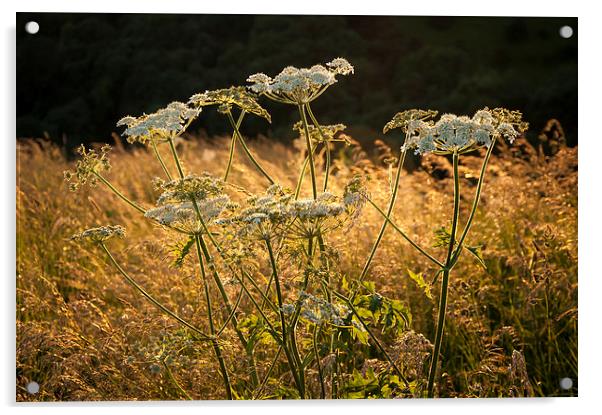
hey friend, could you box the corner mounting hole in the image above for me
[559,25,573,39]
[26,381,40,394]
[559,377,573,390]
[25,21,39,35]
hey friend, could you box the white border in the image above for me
[3,1,600,414]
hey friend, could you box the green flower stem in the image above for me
[195,228,259,387]
[161,359,193,400]
[223,110,246,181]
[366,197,445,268]
[167,136,185,178]
[150,139,173,180]
[265,237,305,397]
[242,268,279,313]
[449,138,496,268]
[190,196,259,388]
[216,285,245,337]
[225,110,274,185]
[294,154,311,199]
[355,148,408,293]
[298,104,318,199]
[239,270,279,334]
[313,324,327,399]
[304,103,330,192]
[333,291,409,388]
[252,345,283,400]
[194,235,233,400]
[427,151,461,398]
[94,173,146,215]
[99,243,211,341]
[287,236,314,395]
[315,234,340,398]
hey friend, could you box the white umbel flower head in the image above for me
[387,107,527,155]
[71,225,126,244]
[117,101,200,144]
[246,58,354,105]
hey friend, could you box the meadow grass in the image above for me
[16,130,577,400]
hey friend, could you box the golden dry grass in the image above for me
[16,133,577,400]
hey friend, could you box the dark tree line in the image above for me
[17,14,577,149]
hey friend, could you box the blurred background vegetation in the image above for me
[17,14,577,150]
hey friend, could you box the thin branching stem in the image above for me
[99,243,211,341]
[167,136,185,178]
[298,104,318,199]
[304,103,330,192]
[427,151,461,398]
[224,110,246,181]
[449,138,496,268]
[94,173,146,215]
[313,324,327,399]
[265,237,305,397]
[366,197,445,268]
[354,147,408,295]
[150,139,173,180]
[194,235,233,400]
[333,291,410,387]
[161,359,193,400]
[226,110,274,185]
[252,345,283,400]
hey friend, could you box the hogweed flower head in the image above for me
[293,122,349,145]
[233,177,367,240]
[145,196,232,233]
[154,173,224,205]
[116,101,200,144]
[284,291,351,326]
[246,58,354,105]
[189,86,271,122]
[71,225,126,244]
[63,144,112,191]
[385,108,528,155]
[383,109,439,136]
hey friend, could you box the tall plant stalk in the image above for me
[354,146,408,295]
[194,235,233,400]
[264,237,305,397]
[298,104,318,199]
[223,110,245,181]
[150,140,173,180]
[427,152,460,398]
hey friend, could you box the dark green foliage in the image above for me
[17,14,577,150]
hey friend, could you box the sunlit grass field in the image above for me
[16,133,577,400]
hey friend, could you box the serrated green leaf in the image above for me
[408,269,433,299]
[466,245,487,269]
[170,235,195,268]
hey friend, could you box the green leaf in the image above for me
[408,269,433,300]
[433,226,452,248]
[466,245,487,269]
[169,235,195,268]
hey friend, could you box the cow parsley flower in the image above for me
[189,86,271,122]
[117,101,200,144]
[286,291,351,326]
[63,144,112,191]
[326,57,355,75]
[293,122,349,145]
[386,108,527,155]
[145,195,231,233]
[154,173,224,205]
[71,225,126,243]
[246,58,354,105]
